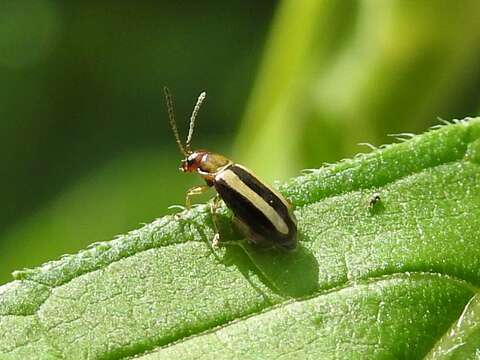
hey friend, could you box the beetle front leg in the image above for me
[185,185,210,209]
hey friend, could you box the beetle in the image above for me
[367,192,381,208]
[163,87,297,250]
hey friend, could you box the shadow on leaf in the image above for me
[221,241,319,298]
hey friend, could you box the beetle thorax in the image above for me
[181,151,231,174]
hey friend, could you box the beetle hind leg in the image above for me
[209,201,249,249]
[233,217,266,247]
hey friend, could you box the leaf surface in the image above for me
[1,119,480,359]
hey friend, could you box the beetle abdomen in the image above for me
[214,164,297,250]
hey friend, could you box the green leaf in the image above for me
[1,118,480,359]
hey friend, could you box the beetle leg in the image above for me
[233,217,265,246]
[210,195,222,248]
[185,185,210,209]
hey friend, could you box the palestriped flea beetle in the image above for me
[163,87,297,250]
[367,192,381,208]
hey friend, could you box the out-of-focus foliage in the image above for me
[236,0,480,180]
[2,0,480,283]
[0,0,275,283]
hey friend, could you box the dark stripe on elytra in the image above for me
[214,177,291,242]
[228,165,293,227]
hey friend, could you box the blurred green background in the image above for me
[1,0,480,284]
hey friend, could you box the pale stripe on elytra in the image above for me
[216,168,290,235]
[234,164,292,210]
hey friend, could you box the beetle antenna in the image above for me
[163,87,187,156]
[186,91,206,152]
